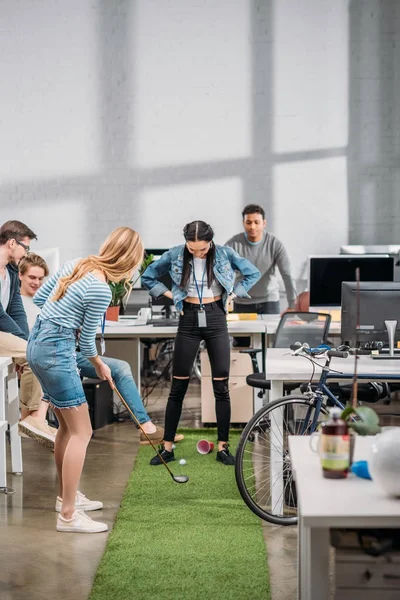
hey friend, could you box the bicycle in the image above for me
[234,343,350,526]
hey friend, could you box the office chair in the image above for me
[241,311,331,396]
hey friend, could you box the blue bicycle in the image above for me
[235,343,350,526]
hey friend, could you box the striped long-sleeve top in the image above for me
[33,260,111,357]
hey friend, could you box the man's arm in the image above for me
[0,267,29,340]
[274,240,296,308]
[0,301,28,339]
[5,285,29,339]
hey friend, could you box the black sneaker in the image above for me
[216,443,235,466]
[150,445,175,466]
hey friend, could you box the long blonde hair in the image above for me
[53,227,144,301]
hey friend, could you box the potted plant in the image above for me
[341,405,381,436]
[106,280,128,321]
[106,253,155,321]
[340,405,381,466]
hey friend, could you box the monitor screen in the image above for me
[309,255,394,307]
[341,281,400,345]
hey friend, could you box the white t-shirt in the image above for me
[21,295,40,330]
[0,268,11,310]
[186,258,223,299]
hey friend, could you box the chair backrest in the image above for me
[274,312,331,348]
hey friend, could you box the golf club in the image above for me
[111,383,189,484]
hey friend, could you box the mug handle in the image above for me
[309,431,320,453]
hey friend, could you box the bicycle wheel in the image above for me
[235,395,329,526]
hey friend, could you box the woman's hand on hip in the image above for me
[227,293,236,313]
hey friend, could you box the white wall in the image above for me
[0,0,399,290]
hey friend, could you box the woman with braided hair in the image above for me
[142,220,260,466]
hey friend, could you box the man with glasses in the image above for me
[0,220,56,448]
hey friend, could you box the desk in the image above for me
[289,436,400,600]
[0,357,22,493]
[102,319,267,412]
[265,348,400,404]
[264,349,400,516]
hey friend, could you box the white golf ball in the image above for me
[179,459,186,465]
[172,444,176,450]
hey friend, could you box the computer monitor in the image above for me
[340,245,400,282]
[308,255,394,309]
[341,281,400,357]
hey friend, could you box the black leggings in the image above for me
[164,300,231,442]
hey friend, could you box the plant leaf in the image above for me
[345,405,381,436]
[350,422,381,436]
[341,406,356,420]
[354,406,380,427]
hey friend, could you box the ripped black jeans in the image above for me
[164,299,231,442]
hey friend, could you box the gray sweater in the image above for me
[224,232,296,307]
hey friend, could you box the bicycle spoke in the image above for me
[236,396,328,524]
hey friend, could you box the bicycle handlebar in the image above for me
[327,350,348,359]
[289,343,348,359]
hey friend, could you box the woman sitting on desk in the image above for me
[142,220,260,466]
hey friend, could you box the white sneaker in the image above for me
[57,510,108,533]
[55,490,103,512]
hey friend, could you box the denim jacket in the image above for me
[141,244,261,313]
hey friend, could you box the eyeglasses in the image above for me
[16,240,30,253]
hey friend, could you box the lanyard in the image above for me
[100,313,106,355]
[193,261,207,308]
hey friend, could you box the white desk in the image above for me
[265,348,400,404]
[0,357,22,493]
[102,315,341,389]
[289,436,400,600]
[264,349,400,516]
[101,319,267,414]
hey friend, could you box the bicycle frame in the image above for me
[300,357,346,435]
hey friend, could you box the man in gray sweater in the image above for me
[225,204,296,315]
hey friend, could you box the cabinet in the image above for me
[201,350,253,424]
[335,549,400,599]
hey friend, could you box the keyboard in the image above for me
[371,355,400,360]
[149,318,179,327]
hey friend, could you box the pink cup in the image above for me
[196,439,215,454]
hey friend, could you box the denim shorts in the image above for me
[27,317,87,410]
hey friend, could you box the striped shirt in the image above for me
[33,260,111,358]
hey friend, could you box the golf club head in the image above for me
[173,475,189,484]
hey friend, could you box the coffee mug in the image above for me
[309,431,321,454]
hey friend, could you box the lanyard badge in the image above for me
[100,313,106,355]
[193,262,207,328]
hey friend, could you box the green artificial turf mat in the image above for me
[89,429,270,600]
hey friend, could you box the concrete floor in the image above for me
[0,382,298,600]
